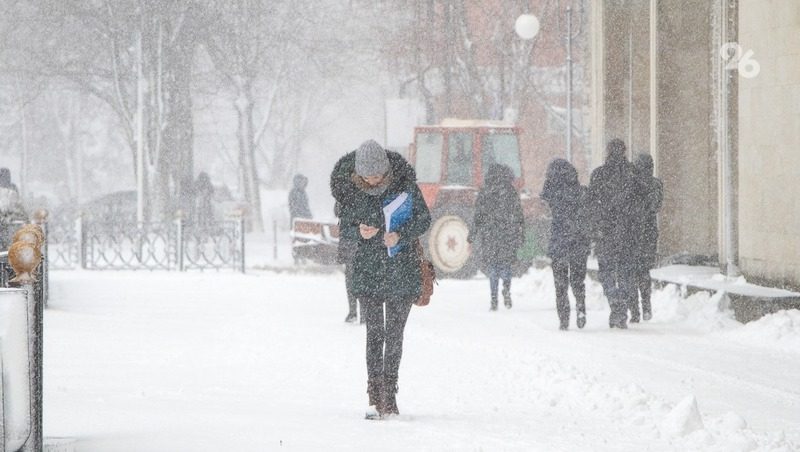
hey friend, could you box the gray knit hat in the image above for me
[355,140,389,177]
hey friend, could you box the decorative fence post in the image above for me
[240,213,246,274]
[33,209,49,308]
[273,219,278,261]
[175,212,185,272]
[19,279,43,452]
[78,213,86,270]
[5,226,45,452]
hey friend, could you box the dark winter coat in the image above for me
[288,174,313,223]
[330,150,431,300]
[540,159,591,260]
[470,164,525,267]
[588,140,639,261]
[194,172,215,226]
[0,168,25,249]
[632,154,663,267]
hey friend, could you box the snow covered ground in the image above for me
[43,268,800,451]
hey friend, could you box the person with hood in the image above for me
[194,172,215,228]
[334,199,362,324]
[469,164,525,311]
[540,159,591,330]
[588,139,638,329]
[288,174,313,226]
[329,139,431,420]
[631,153,663,321]
[0,168,26,249]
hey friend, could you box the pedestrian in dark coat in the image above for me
[194,172,215,228]
[631,153,663,321]
[469,164,525,311]
[588,138,639,329]
[0,168,26,250]
[334,200,362,324]
[288,174,313,225]
[330,139,431,419]
[541,159,591,330]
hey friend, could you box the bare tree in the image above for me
[12,0,202,220]
[204,0,352,231]
[374,0,578,125]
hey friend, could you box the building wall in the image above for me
[593,0,719,259]
[737,0,800,288]
[654,0,719,259]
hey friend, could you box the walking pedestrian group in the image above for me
[327,137,661,418]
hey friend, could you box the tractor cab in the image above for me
[408,119,534,278]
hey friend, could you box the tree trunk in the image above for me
[162,21,195,220]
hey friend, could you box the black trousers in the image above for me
[597,254,636,323]
[634,265,653,316]
[551,255,588,323]
[362,297,414,382]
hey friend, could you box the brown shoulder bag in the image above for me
[414,239,436,306]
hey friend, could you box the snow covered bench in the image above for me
[650,265,800,322]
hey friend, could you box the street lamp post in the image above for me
[136,29,145,225]
[517,4,582,164]
[565,4,574,163]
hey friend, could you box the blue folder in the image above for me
[382,192,412,257]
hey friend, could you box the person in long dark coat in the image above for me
[632,153,663,321]
[541,159,591,330]
[288,174,313,225]
[588,139,638,329]
[334,200,362,324]
[194,172,215,228]
[0,168,26,250]
[469,164,525,311]
[330,139,431,419]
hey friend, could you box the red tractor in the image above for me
[409,119,548,278]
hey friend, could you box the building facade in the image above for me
[590,0,800,288]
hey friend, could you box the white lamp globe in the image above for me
[515,14,540,40]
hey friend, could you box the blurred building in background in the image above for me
[590,0,800,289]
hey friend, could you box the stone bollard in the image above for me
[0,288,32,451]
[7,227,43,452]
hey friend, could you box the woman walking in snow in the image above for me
[330,139,431,419]
[541,159,591,330]
[469,164,525,310]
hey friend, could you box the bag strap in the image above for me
[414,238,424,259]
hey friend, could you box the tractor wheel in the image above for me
[426,209,478,279]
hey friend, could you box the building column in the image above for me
[654,0,719,260]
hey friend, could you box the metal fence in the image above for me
[48,217,246,272]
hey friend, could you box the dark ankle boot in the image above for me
[490,296,498,311]
[367,378,382,406]
[502,285,512,308]
[382,378,399,416]
[365,377,383,419]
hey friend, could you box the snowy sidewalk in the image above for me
[43,270,799,451]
